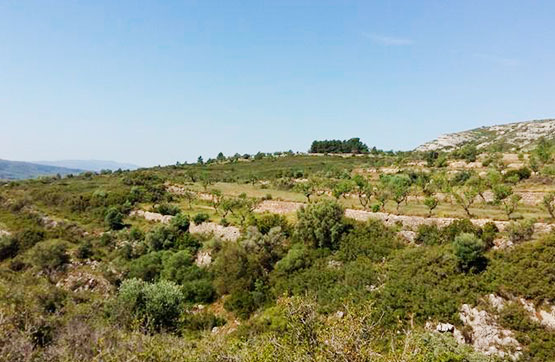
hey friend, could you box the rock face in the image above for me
[189,222,240,242]
[487,293,555,330]
[459,304,522,360]
[195,250,212,267]
[416,119,555,152]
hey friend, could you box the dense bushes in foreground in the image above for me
[1,175,555,362]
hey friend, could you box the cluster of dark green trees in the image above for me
[309,138,370,154]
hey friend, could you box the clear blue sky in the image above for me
[1,1,554,166]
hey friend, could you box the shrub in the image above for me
[250,213,291,236]
[506,218,535,243]
[14,228,45,251]
[481,222,499,250]
[161,250,206,285]
[414,224,443,246]
[181,312,226,332]
[76,240,94,259]
[170,213,190,233]
[182,279,216,304]
[274,243,311,274]
[338,220,402,262]
[155,203,181,216]
[105,207,125,230]
[115,278,185,332]
[453,233,486,272]
[146,226,179,251]
[0,236,18,261]
[193,213,210,224]
[294,200,345,249]
[28,239,70,273]
[127,251,168,282]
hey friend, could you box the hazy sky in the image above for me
[1,1,554,166]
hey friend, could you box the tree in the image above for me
[200,173,213,191]
[294,199,345,249]
[467,176,488,203]
[230,193,261,225]
[503,194,522,220]
[197,156,204,165]
[332,179,355,200]
[424,196,439,217]
[453,233,486,272]
[295,180,317,203]
[382,175,411,214]
[543,192,555,219]
[451,185,478,218]
[216,152,226,162]
[534,137,553,164]
[185,169,198,182]
[352,175,372,210]
[492,183,519,219]
[105,207,125,230]
[373,181,390,212]
[210,189,224,215]
[182,189,197,209]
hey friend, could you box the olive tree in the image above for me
[294,199,345,249]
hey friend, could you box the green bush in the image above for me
[105,207,125,230]
[338,220,403,262]
[155,203,181,216]
[250,213,291,236]
[414,224,443,246]
[506,218,535,243]
[294,199,345,249]
[115,278,185,332]
[453,233,486,272]
[170,213,190,233]
[28,239,70,273]
[127,251,168,282]
[182,279,215,304]
[193,213,210,224]
[0,236,19,261]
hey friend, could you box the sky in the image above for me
[1,0,555,166]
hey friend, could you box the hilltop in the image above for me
[416,119,555,152]
[0,159,83,180]
[34,160,140,172]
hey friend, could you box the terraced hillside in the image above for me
[1,135,554,361]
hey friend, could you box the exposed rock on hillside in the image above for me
[416,119,555,152]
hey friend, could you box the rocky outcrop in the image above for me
[416,119,555,152]
[487,294,555,330]
[189,222,240,242]
[195,250,212,267]
[459,304,522,360]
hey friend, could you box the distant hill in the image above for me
[0,159,83,180]
[416,119,555,152]
[34,160,140,172]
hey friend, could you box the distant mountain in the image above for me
[34,160,140,172]
[416,119,555,152]
[0,159,83,180]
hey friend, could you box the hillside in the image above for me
[34,160,140,172]
[1,137,554,361]
[0,159,83,180]
[416,119,555,152]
